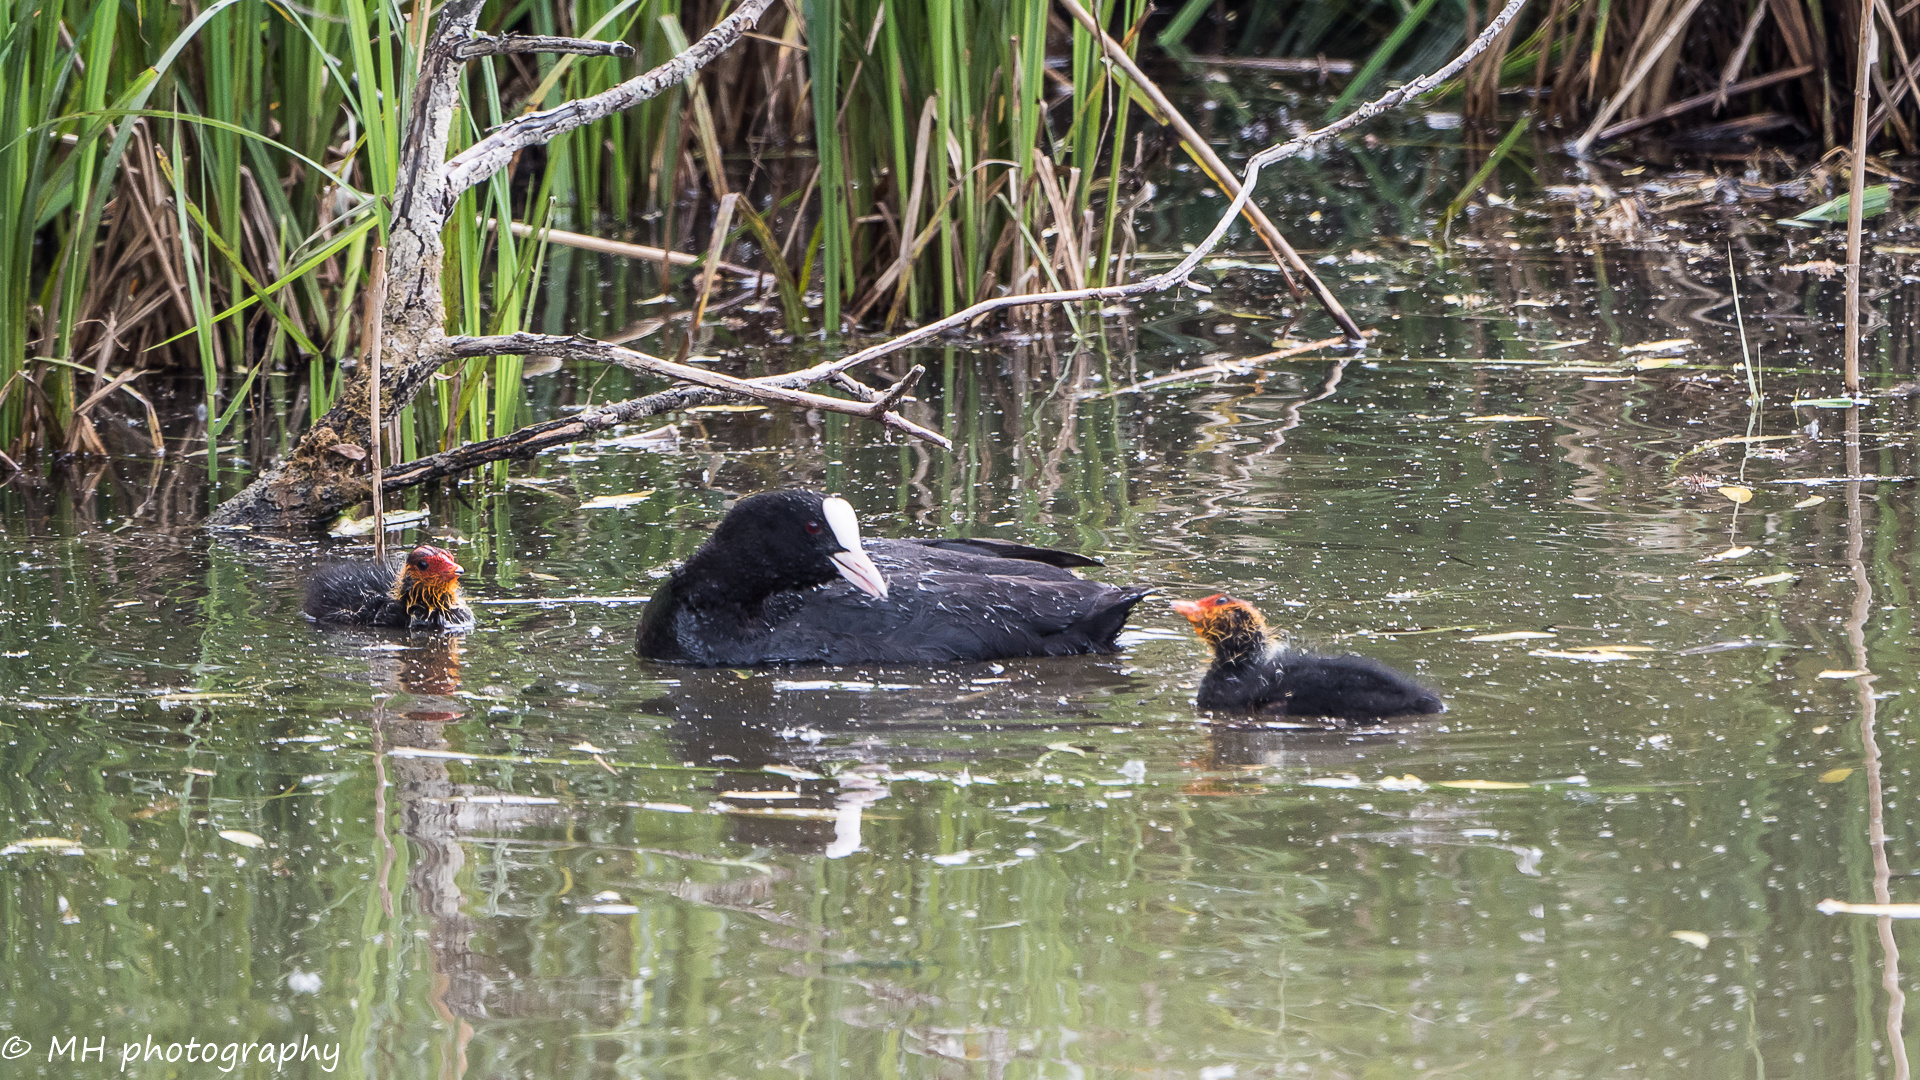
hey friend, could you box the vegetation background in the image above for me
[0,0,1902,481]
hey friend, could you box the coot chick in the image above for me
[636,489,1148,665]
[305,545,476,632]
[1172,594,1441,720]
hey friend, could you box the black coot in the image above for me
[1172,594,1442,720]
[636,489,1148,665]
[305,545,476,632]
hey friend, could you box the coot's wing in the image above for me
[729,568,1145,665]
[909,537,1103,569]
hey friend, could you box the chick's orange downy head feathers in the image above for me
[395,545,466,614]
[404,546,464,581]
[1171,594,1270,654]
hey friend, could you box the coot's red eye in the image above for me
[804,520,823,535]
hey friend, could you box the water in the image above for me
[5,130,1919,1076]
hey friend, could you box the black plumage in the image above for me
[1173,594,1442,720]
[304,545,476,632]
[636,489,1147,666]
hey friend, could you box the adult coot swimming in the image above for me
[636,489,1148,665]
[1172,594,1441,720]
[305,545,476,632]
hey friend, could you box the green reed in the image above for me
[19,0,1886,474]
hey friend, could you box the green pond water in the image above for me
[6,118,1920,1078]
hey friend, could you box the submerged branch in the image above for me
[378,386,731,490]
[444,332,952,449]
[440,0,776,204]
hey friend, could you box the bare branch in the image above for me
[378,362,940,493]
[443,332,953,449]
[833,366,925,419]
[440,0,777,205]
[380,385,733,491]
[449,34,636,61]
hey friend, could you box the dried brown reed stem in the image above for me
[1572,0,1709,155]
[364,246,388,560]
[1845,0,1876,392]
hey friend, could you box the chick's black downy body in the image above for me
[305,545,476,632]
[636,489,1147,666]
[1174,595,1441,720]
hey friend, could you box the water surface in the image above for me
[4,117,1918,1078]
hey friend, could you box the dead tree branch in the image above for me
[449,34,636,61]
[207,0,783,529]
[379,386,732,490]
[439,0,777,207]
[444,333,952,448]
[378,362,936,492]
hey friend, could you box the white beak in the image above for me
[823,496,889,600]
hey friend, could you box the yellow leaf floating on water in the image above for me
[13,837,79,849]
[1744,572,1797,587]
[131,798,178,820]
[1818,899,1920,918]
[1818,669,1872,679]
[218,830,266,849]
[1702,546,1753,562]
[1718,486,1753,504]
[578,490,654,509]
[1467,631,1557,642]
[1793,495,1827,509]
[1669,930,1711,949]
[1436,779,1532,790]
[1633,356,1690,370]
[1463,414,1550,423]
[1531,649,1635,662]
[1531,645,1655,663]
[1623,338,1694,355]
[1818,768,1854,784]
[1376,774,1427,791]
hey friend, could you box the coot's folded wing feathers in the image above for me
[740,568,1144,664]
[909,537,1104,569]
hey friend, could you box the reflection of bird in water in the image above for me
[649,661,1143,855]
[349,635,467,721]
[636,489,1147,665]
[305,545,475,631]
[1172,595,1441,720]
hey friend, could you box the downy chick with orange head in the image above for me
[305,545,476,632]
[1171,594,1441,720]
